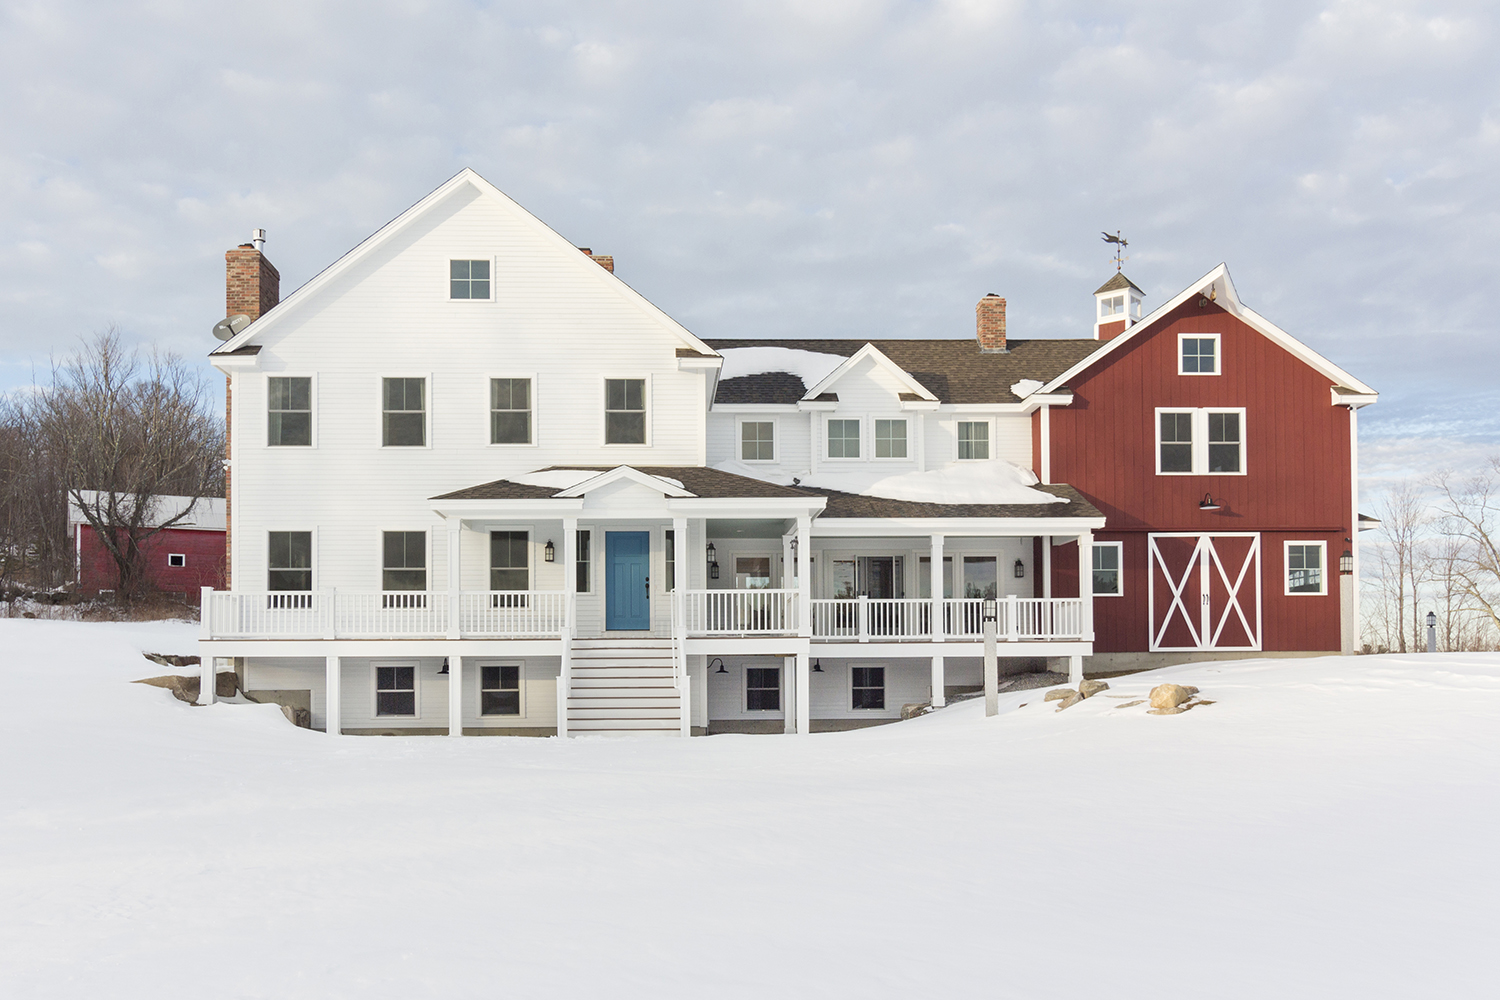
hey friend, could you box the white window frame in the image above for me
[849,663,887,712]
[825,416,863,461]
[1091,541,1124,597]
[377,374,433,449]
[166,553,186,568]
[736,416,778,463]
[601,374,651,447]
[267,527,317,595]
[371,660,421,718]
[1099,293,1125,318]
[956,419,992,462]
[1178,333,1221,376]
[1154,407,1246,476]
[1284,540,1328,596]
[476,659,527,719]
[377,528,430,594]
[744,663,783,713]
[487,373,537,447]
[265,372,317,448]
[488,526,534,593]
[872,417,909,461]
[575,529,592,594]
[447,257,496,302]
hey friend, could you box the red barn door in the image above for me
[1148,533,1261,652]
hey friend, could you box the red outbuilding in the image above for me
[71,492,226,597]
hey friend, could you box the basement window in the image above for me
[746,667,780,711]
[480,664,521,716]
[851,666,885,710]
[167,553,186,568]
[375,665,417,716]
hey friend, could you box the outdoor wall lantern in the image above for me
[812,658,824,673]
[707,542,720,580]
[982,598,998,623]
[711,657,727,674]
[543,540,555,562]
[1340,549,1354,575]
[1014,559,1025,579]
[1199,493,1222,511]
[438,657,449,675]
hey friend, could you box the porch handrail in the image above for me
[201,590,568,639]
[681,588,799,635]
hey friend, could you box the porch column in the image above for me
[1042,535,1052,599]
[1078,530,1094,641]
[198,655,217,705]
[930,533,945,642]
[325,656,341,737]
[783,656,796,734]
[673,516,687,633]
[930,655,945,708]
[563,516,578,630]
[446,518,461,640]
[447,649,464,736]
[795,649,811,735]
[796,516,812,637]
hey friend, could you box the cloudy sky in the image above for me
[1,0,1495,489]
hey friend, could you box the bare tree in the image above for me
[1375,480,1430,653]
[22,330,223,600]
[1432,459,1500,638]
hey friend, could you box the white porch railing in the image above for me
[810,596,1087,642]
[681,589,799,635]
[202,590,567,639]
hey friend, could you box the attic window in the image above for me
[1179,334,1220,375]
[450,259,491,300]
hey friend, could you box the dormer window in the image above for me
[1180,334,1220,375]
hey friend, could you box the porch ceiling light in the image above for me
[1014,559,1025,578]
[1199,493,1222,511]
[544,540,555,562]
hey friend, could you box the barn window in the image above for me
[1092,542,1123,597]
[167,553,187,568]
[1179,334,1220,375]
[1156,408,1245,476]
[1285,542,1326,595]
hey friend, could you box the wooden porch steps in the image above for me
[565,638,682,736]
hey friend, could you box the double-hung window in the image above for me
[957,421,990,461]
[450,259,490,299]
[382,532,426,607]
[741,421,775,461]
[1180,334,1220,375]
[490,378,532,444]
[874,419,907,459]
[746,667,780,711]
[605,379,646,444]
[375,665,416,716]
[490,530,529,605]
[851,666,885,710]
[1156,408,1245,475]
[1092,542,1123,597]
[480,665,521,716]
[1286,542,1326,595]
[827,419,860,458]
[268,531,312,608]
[267,377,311,446]
[382,378,426,447]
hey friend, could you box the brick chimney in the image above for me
[976,294,1007,353]
[225,229,280,320]
[577,246,614,273]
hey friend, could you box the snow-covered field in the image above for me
[2,620,1496,998]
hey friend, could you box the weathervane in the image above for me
[1101,230,1128,271]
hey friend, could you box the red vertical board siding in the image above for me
[77,526,227,595]
[1050,300,1351,653]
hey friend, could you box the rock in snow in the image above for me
[1149,683,1198,710]
[1079,679,1110,698]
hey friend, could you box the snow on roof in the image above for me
[1010,378,1043,398]
[717,347,849,390]
[799,461,1067,505]
[67,492,226,531]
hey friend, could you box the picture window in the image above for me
[450,259,490,299]
[267,376,311,446]
[480,665,521,716]
[605,379,646,444]
[490,378,532,444]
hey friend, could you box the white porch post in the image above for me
[563,516,578,631]
[1075,529,1094,686]
[198,655,217,706]
[325,656,341,737]
[796,516,812,637]
[795,649,811,735]
[931,654,945,708]
[930,533,945,642]
[783,656,796,734]
[1042,535,1052,599]
[447,649,464,736]
[446,519,461,640]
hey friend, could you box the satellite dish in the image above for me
[212,314,252,341]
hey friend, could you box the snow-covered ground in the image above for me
[2,620,1496,998]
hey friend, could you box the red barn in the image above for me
[71,492,226,597]
[1033,265,1375,670]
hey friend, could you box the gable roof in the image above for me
[708,338,1098,406]
[210,168,716,359]
[1042,263,1377,397]
[799,343,939,402]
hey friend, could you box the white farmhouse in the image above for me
[200,169,1105,736]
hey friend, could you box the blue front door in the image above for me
[605,531,651,630]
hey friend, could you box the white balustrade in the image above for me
[202,590,565,639]
[809,596,1085,641]
[459,592,567,636]
[682,589,799,635]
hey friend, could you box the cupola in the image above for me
[1093,272,1143,340]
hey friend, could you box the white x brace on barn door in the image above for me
[1148,533,1262,652]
